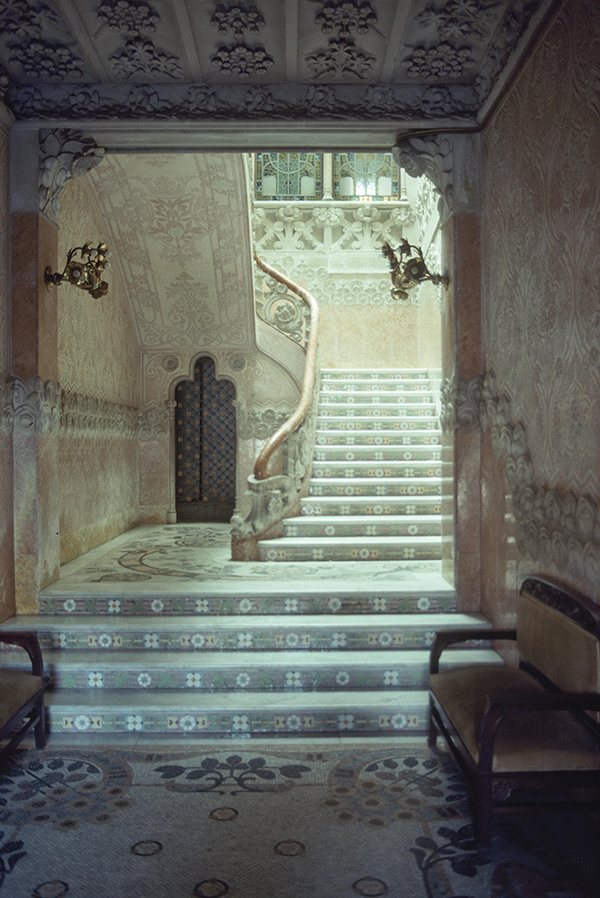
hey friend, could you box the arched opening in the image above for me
[175,356,236,523]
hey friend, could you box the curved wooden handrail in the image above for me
[253,250,320,480]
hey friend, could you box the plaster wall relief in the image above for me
[481,0,600,601]
[56,173,141,562]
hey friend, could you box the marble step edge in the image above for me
[34,648,502,692]
[35,590,458,617]
[45,689,433,736]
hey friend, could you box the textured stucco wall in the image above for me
[481,0,600,617]
[0,115,14,620]
[57,175,141,563]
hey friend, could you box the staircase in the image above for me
[259,368,443,562]
[0,371,500,741]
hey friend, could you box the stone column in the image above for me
[393,133,483,609]
[10,128,104,611]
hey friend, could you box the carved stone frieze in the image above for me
[1,375,61,436]
[9,81,478,122]
[254,201,416,254]
[307,39,375,80]
[417,0,501,42]
[315,1,377,38]
[440,373,483,432]
[39,129,105,224]
[256,280,308,346]
[0,0,58,38]
[139,403,169,440]
[60,390,138,439]
[481,372,600,589]
[9,38,83,81]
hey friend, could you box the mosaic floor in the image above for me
[1,741,598,898]
[42,524,448,599]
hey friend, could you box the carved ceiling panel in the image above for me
[0,1,557,126]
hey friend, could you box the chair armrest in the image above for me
[0,631,44,678]
[429,628,516,674]
[478,692,600,770]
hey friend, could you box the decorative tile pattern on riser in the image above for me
[312,462,441,478]
[320,392,435,405]
[309,479,441,497]
[20,616,477,652]
[318,405,434,417]
[259,538,441,562]
[301,497,442,516]
[46,691,430,736]
[37,589,457,616]
[44,647,497,692]
[316,418,440,431]
[314,445,441,461]
[284,516,441,538]
[315,431,440,446]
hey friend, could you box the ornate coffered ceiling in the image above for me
[0,0,558,143]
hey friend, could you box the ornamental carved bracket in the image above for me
[39,128,105,224]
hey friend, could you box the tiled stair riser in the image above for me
[37,591,457,616]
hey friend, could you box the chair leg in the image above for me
[34,699,46,750]
[427,700,438,748]
[475,776,493,848]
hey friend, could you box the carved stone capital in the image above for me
[39,128,105,223]
[393,132,481,220]
[2,375,61,435]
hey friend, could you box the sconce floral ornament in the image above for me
[381,239,448,301]
[45,241,110,298]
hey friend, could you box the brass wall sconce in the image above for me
[381,239,448,301]
[45,241,110,298]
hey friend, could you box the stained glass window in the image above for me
[333,152,399,201]
[255,152,323,200]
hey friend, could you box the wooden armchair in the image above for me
[0,631,46,766]
[428,578,600,846]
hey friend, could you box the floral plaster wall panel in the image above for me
[481,0,600,603]
[83,154,256,368]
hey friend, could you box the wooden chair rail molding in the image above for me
[253,250,320,481]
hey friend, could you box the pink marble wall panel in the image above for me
[481,0,600,608]
[0,118,13,621]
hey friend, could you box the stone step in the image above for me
[38,647,499,692]
[258,536,442,562]
[315,430,441,446]
[35,583,457,617]
[321,369,433,380]
[309,477,441,497]
[316,417,440,431]
[312,461,442,479]
[320,390,435,403]
[2,613,483,651]
[45,689,433,736]
[284,515,441,538]
[314,444,441,461]
[318,404,435,417]
[300,495,442,517]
